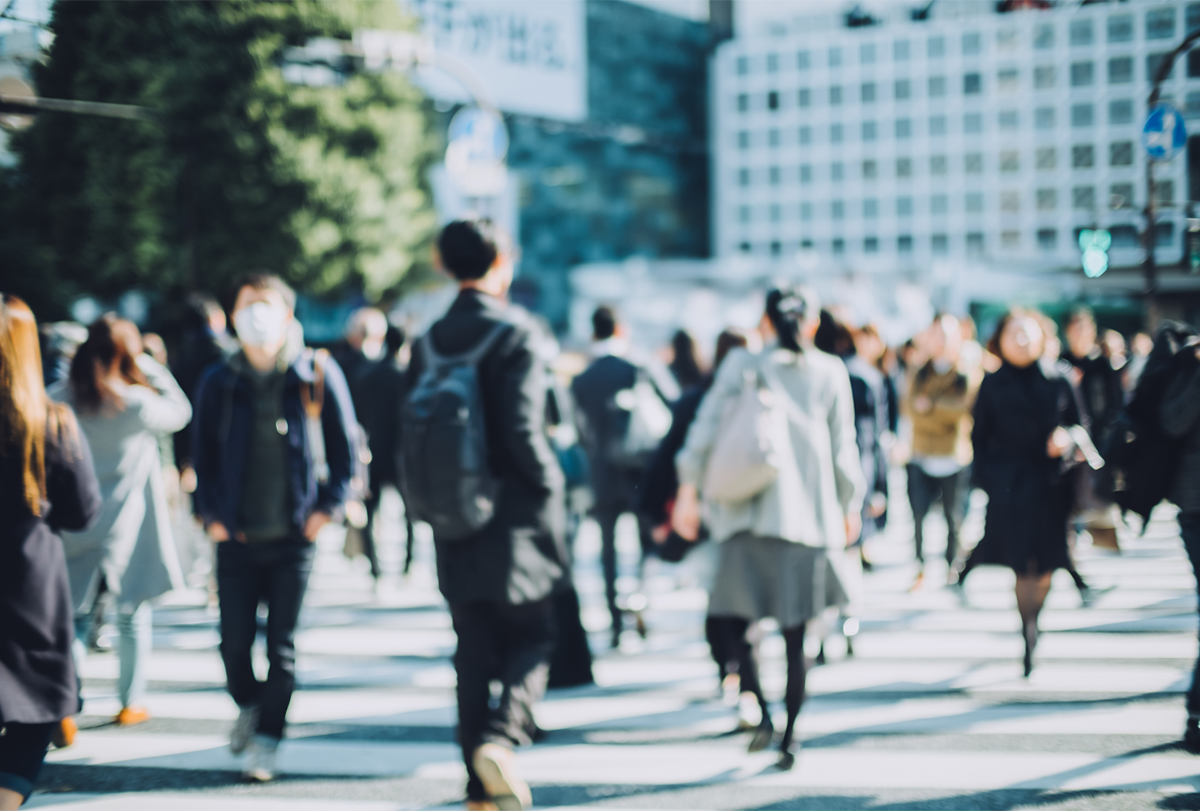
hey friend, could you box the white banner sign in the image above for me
[407,0,587,122]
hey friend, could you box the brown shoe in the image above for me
[51,717,77,748]
[116,706,151,726]
[472,743,531,811]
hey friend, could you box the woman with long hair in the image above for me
[52,315,191,727]
[672,287,865,770]
[969,309,1085,676]
[0,295,100,809]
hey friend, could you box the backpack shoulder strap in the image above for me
[421,322,512,371]
[299,348,329,418]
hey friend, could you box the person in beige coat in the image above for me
[671,286,865,771]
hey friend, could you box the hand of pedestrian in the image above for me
[208,521,230,542]
[304,511,332,542]
[911,395,932,414]
[1046,426,1072,458]
[845,513,862,547]
[670,484,701,542]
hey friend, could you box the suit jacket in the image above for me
[358,356,406,487]
[406,289,567,605]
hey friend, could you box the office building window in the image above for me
[832,238,845,254]
[1072,144,1095,167]
[1034,65,1056,89]
[897,196,914,216]
[829,47,842,67]
[931,194,949,214]
[738,242,751,253]
[1110,99,1134,124]
[1034,24,1055,49]
[864,236,880,253]
[736,56,750,75]
[1154,179,1174,205]
[831,123,844,143]
[767,91,779,110]
[966,192,984,212]
[738,168,751,187]
[798,88,811,108]
[1148,53,1172,81]
[831,162,845,181]
[1000,150,1019,173]
[998,68,1019,93]
[967,232,985,254]
[769,166,781,185]
[895,118,912,138]
[830,86,843,105]
[862,121,878,141]
[1190,3,1200,35]
[965,153,984,174]
[962,32,981,55]
[738,205,751,223]
[1000,190,1020,212]
[1037,229,1057,251]
[897,157,913,178]
[797,50,811,70]
[800,202,814,220]
[767,53,779,73]
[737,94,749,113]
[860,43,876,64]
[769,204,781,222]
[1147,7,1176,40]
[832,200,845,219]
[964,113,983,133]
[997,28,1017,52]
[863,160,878,179]
[895,79,911,100]
[1108,14,1134,43]
[1036,147,1057,170]
[1073,186,1096,210]
[999,110,1019,130]
[928,36,945,58]
[932,234,949,253]
[800,164,813,183]
[1072,105,1095,127]
[1036,107,1055,129]
[928,76,947,97]
[894,40,910,61]
[768,129,780,147]
[1109,57,1134,83]
[861,82,877,103]
[964,73,982,94]
[1110,141,1133,166]
[864,199,879,218]
[898,234,914,252]
[769,241,781,256]
[1187,90,1200,118]
[799,126,812,144]
[930,115,948,136]
[1001,230,1021,249]
[1110,182,1134,208]
[1037,188,1057,210]
[930,155,948,175]
[737,131,750,149]
[1070,62,1094,87]
[1190,51,1200,78]
[1070,19,1093,46]
[1155,222,1175,246]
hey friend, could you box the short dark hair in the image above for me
[1067,306,1095,328]
[233,272,296,311]
[384,323,406,356]
[438,219,509,281]
[592,305,618,340]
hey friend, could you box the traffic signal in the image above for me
[1078,229,1111,278]
[1187,219,1200,274]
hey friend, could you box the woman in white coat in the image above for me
[672,287,865,770]
[53,315,191,726]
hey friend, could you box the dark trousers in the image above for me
[449,599,555,802]
[365,484,417,577]
[216,537,315,740]
[0,722,54,799]
[906,464,968,567]
[594,508,653,629]
[1181,513,1200,718]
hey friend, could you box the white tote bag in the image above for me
[702,367,789,503]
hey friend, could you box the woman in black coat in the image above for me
[0,295,101,807]
[970,310,1084,677]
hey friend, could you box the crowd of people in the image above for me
[2,217,1200,810]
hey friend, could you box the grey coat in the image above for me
[1162,357,1200,515]
[52,355,192,611]
[676,346,866,549]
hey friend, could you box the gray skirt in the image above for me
[708,533,849,629]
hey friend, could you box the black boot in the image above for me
[748,716,775,753]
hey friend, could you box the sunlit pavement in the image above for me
[28,480,1200,811]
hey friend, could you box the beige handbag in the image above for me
[702,366,788,503]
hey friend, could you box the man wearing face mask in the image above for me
[191,273,357,783]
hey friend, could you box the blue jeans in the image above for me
[216,537,314,740]
[1181,513,1200,717]
[73,602,152,709]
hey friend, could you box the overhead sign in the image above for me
[445,106,509,197]
[1143,103,1187,161]
[406,0,587,122]
[1078,229,1111,278]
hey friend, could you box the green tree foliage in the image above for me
[1,0,438,319]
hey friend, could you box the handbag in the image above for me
[702,365,788,503]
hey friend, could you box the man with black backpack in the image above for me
[401,219,566,811]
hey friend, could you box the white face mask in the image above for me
[234,302,288,348]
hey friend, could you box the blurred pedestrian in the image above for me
[1124,332,1154,392]
[668,329,707,391]
[903,314,979,588]
[192,273,357,782]
[332,307,388,404]
[673,287,865,770]
[402,220,567,810]
[52,315,191,728]
[170,294,237,488]
[0,295,100,807]
[572,306,678,648]
[968,311,1086,677]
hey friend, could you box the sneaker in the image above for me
[244,734,279,783]
[51,717,77,749]
[472,743,531,810]
[116,706,150,727]
[229,705,259,755]
[1185,718,1200,753]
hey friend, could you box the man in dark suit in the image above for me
[572,307,678,648]
[405,219,566,811]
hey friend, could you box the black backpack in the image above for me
[399,324,510,542]
[1099,321,1198,529]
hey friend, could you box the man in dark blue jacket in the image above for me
[192,273,356,783]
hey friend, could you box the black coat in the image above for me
[1,412,101,724]
[972,361,1081,574]
[406,290,567,605]
[1062,349,1124,446]
[844,354,891,536]
[358,356,406,488]
[635,378,711,526]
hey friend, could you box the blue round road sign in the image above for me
[1142,103,1187,161]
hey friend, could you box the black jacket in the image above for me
[358,356,406,488]
[406,289,567,605]
[1062,349,1124,445]
[1,410,101,724]
[636,378,711,526]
